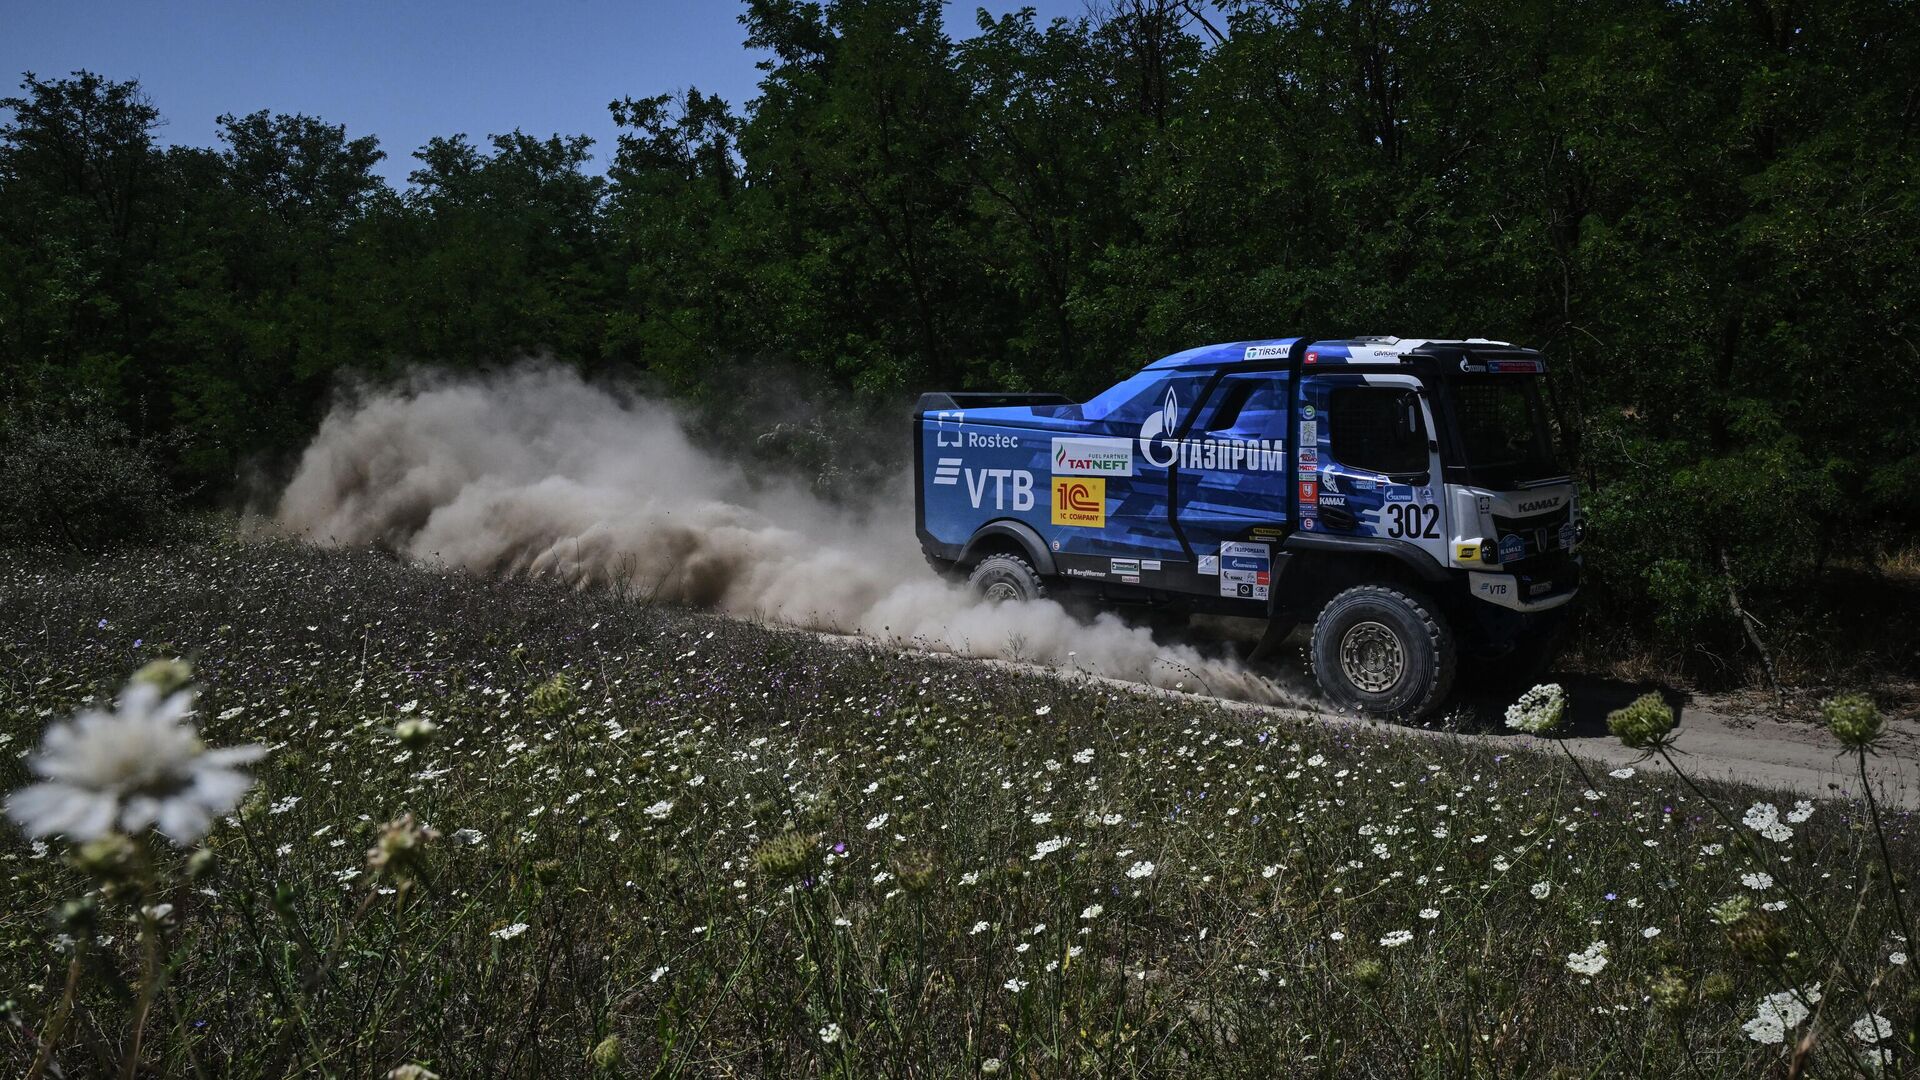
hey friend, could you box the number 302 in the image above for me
[1384,503,1441,539]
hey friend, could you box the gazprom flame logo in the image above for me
[1138,388,1180,468]
[1133,384,1284,472]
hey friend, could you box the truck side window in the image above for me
[1206,377,1284,439]
[1329,387,1427,474]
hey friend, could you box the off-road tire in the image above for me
[967,553,1048,604]
[1308,585,1455,721]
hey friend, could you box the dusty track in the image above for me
[837,625,1920,810]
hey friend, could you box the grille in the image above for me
[1492,505,1572,561]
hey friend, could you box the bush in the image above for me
[0,392,182,552]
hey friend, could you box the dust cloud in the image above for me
[276,365,1301,704]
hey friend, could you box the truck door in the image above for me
[1169,370,1292,564]
[1300,372,1449,569]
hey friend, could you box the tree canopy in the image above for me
[2,0,1916,675]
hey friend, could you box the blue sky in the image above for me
[2,0,1110,183]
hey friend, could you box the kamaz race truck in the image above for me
[913,337,1579,720]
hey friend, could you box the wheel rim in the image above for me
[982,580,1022,604]
[1339,620,1405,694]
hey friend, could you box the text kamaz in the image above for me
[913,337,1579,719]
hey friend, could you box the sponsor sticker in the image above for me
[963,468,1034,510]
[1384,487,1414,503]
[1477,495,1492,514]
[933,410,965,447]
[1219,541,1271,601]
[1137,389,1285,472]
[1140,560,1161,572]
[1064,567,1103,579]
[1051,436,1133,477]
[1301,404,1316,420]
[1197,555,1219,576]
[1051,477,1106,527]
[1120,575,1141,584]
[1109,558,1140,575]
[1498,534,1527,563]
[966,431,1020,448]
[1455,542,1481,563]
[1298,448,1319,468]
[932,457,962,486]
[1301,517,1318,531]
[1298,420,1318,444]
[1298,480,1318,504]
[1352,478,1376,491]
[1318,493,1348,507]
[1559,522,1577,550]
[1244,344,1289,361]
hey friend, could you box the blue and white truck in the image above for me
[914,337,1580,719]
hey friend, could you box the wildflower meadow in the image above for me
[1,536,1914,1077]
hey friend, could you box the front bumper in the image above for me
[1468,571,1577,612]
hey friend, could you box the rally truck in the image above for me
[913,337,1580,720]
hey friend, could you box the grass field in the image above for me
[2,536,1915,1077]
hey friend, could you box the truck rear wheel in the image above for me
[967,553,1047,603]
[1309,585,1455,721]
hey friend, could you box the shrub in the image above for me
[0,392,181,552]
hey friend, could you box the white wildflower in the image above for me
[1504,683,1566,734]
[1030,836,1069,861]
[818,1022,841,1045]
[1852,1013,1892,1044]
[1743,985,1820,1044]
[1380,929,1413,948]
[492,922,529,940]
[1530,881,1552,900]
[1126,860,1155,880]
[1565,941,1609,976]
[1742,802,1793,842]
[644,800,674,820]
[5,676,265,844]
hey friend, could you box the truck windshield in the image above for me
[1445,375,1563,488]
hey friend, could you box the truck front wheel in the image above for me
[967,553,1048,604]
[1308,585,1456,721]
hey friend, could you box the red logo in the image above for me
[1298,481,1318,503]
[1059,481,1100,514]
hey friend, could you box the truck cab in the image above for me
[913,337,1579,720]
